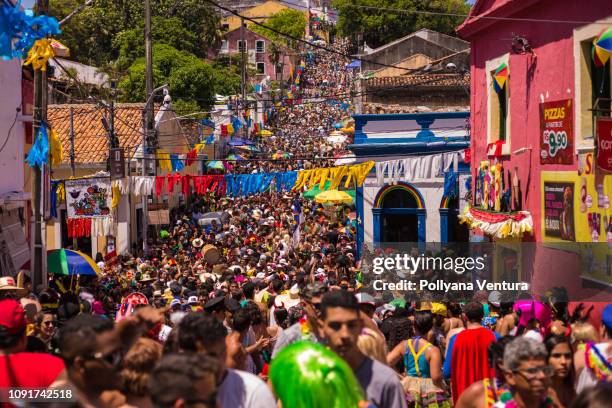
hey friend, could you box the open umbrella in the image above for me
[315,190,354,205]
[260,130,273,137]
[207,160,225,170]
[47,249,100,276]
[236,145,260,152]
[226,154,244,161]
[593,28,612,67]
[272,152,290,159]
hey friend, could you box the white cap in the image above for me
[187,296,198,304]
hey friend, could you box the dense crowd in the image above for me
[0,37,611,408]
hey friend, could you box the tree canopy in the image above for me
[49,0,240,112]
[251,9,307,49]
[331,0,471,49]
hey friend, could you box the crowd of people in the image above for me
[1,37,611,408]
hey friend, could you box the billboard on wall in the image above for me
[597,118,612,172]
[539,99,574,165]
[65,178,112,218]
[543,181,575,241]
[541,171,612,285]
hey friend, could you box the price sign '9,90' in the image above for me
[540,99,574,165]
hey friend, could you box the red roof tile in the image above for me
[47,103,148,165]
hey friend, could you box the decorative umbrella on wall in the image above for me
[47,249,100,276]
[592,28,612,67]
[493,62,509,93]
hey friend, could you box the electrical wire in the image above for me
[335,3,612,26]
[204,0,466,75]
[0,109,20,154]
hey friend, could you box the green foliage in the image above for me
[50,0,219,66]
[251,9,307,49]
[113,17,199,70]
[331,0,471,48]
[51,1,239,113]
[118,44,236,111]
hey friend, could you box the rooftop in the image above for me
[47,103,148,165]
[364,72,470,89]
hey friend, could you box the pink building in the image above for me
[210,27,293,82]
[457,0,612,296]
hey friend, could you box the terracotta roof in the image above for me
[47,103,147,165]
[364,73,470,89]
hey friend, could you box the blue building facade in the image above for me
[349,112,471,255]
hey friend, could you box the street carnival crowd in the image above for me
[0,38,611,408]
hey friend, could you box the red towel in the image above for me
[181,175,191,196]
[155,176,165,197]
[67,218,92,238]
[167,173,181,193]
[450,327,496,403]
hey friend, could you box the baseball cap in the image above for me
[187,296,198,304]
[0,299,26,334]
[602,304,612,329]
[431,302,447,317]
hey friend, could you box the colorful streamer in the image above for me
[26,124,49,169]
[0,3,60,60]
[23,38,54,71]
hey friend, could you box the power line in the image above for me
[338,3,612,26]
[204,0,461,75]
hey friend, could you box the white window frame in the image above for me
[573,20,612,153]
[256,62,265,74]
[486,53,511,156]
[220,39,228,51]
[237,40,247,53]
[256,40,265,53]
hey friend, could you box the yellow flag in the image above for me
[48,127,63,166]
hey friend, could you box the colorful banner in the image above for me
[596,118,612,172]
[539,99,573,165]
[65,178,112,219]
[543,181,575,241]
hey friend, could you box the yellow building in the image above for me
[222,1,305,32]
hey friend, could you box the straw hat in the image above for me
[139,273,155,283]
[191,238,204,248]
[0,277,27,297]
[274,284,301,309]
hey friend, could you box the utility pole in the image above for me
[69,107,78,250]
[32,0,49,290]
[143,0,153,254]
[240,16,247,137]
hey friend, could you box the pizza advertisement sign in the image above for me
[540,99,574,165]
